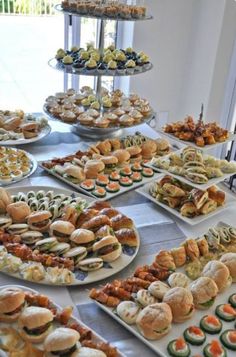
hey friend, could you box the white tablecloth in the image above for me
[1,120,236,357]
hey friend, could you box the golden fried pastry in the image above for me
[197,237,209,256]
[162,183,186,198]
[180,202,198,218]
[183,239,200,261]
[115,228,138,247]
[200,199,217,215]
[171,246,187,267]
[155,250,176,270]
[96,140,112,155]
[111,214,134,230]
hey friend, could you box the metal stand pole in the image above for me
[95,18,105,99]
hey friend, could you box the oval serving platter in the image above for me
[0,185,140,286]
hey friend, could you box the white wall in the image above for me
[130,0,236,124]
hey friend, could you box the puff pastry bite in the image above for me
[116,301,140,325]
[136,289,157,307]
[155,250,176,270]
[171,246,186,267]
[183,239,200,261]
[196,237,209,256]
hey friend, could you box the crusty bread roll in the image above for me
[136,303,172,340]
[220,253,236,282]
[163,287,195,323]
[6,201,31,223]
[202,260,232,292]
[190,277,218,309]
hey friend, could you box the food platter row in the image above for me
[148,146,236,190]
[0,185,139,286]
[56,2,153,21]
[90,222,236,357]
[0,111,51,146]
[157,115,236,151]
[137,174,234,226]
[40,132,174,199]
[0,284,124,357]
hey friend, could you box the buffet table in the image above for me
[1,120,235,357]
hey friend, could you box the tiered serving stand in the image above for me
[46,1,155,138]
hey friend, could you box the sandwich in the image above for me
[44,327,80,357]
[190,277,218,309]
[0,288,25,322]
[7,223,29,235]
[21,231,43,245]
[0,216,12,229]
[21,122,39,139]
[113,149,130,166]
[35,237,58,252]
[50,220,75,242]
[136,303,172,340]
[63,246,87,265]
[163,287,195,322]
[64,165,85,183]
[155,138,170,156]
[78,258,103,271]
[84,160,105,179]
[3,116,22,131]
[141,140,157,159]
[99,156,118,173]
[6,201,31,223]
[93,235,122,262]
[126,146,142,163]
[27,210,52,232]
[70,228,95,249]
[202,260,232,292]
[180,202,198,218]
[220,253,236,282]
[19,306,53,343]
[116,301,140,325]
[190,189,209,210]
[0,187,12,213]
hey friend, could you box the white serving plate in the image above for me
[40,161,163,201]
[147,149,236,190]
[136,175,236,225]
[0,284,126,357]
[94,285,235,357]
[156,128,236,151]
[0,186,140,286]
[93,221,235,357]
[0,151,37,187]
[0,124,51,146]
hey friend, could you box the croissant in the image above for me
[183,239,200,261]
[155,250,176,271]
[171,246,187,267]
[197,237,209,256]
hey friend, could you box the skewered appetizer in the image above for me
[0,110,48,142]
[61,0,148,20]
[149,175,226,218]
[0,286,119,356]
[151,146,236,185]
[0,187,138,285]
[0,147,33,184]
[54,44,152,76]
[45,86,153,128]
[164,116,229,147]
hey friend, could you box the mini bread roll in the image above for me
[6,201,31,223]
[220,253,236,282]
[168,272,190,289]
[136,289,157,307]
[0,188,12,214]
[202,260,232,292]
[116,301,140,325]
[148,281,170,300]
[136,303,172,340]
[163,287,194,323]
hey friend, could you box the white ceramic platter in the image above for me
[93,221,235,357]
[0,124,51,146]
[136,175,236,226]
[0,284,126,357]
[156,128,236,151]
[94,284,235,357]
[0,186,140,286]
[0,151,37,187]
[40,160,163,201]
[147,149,236,190]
